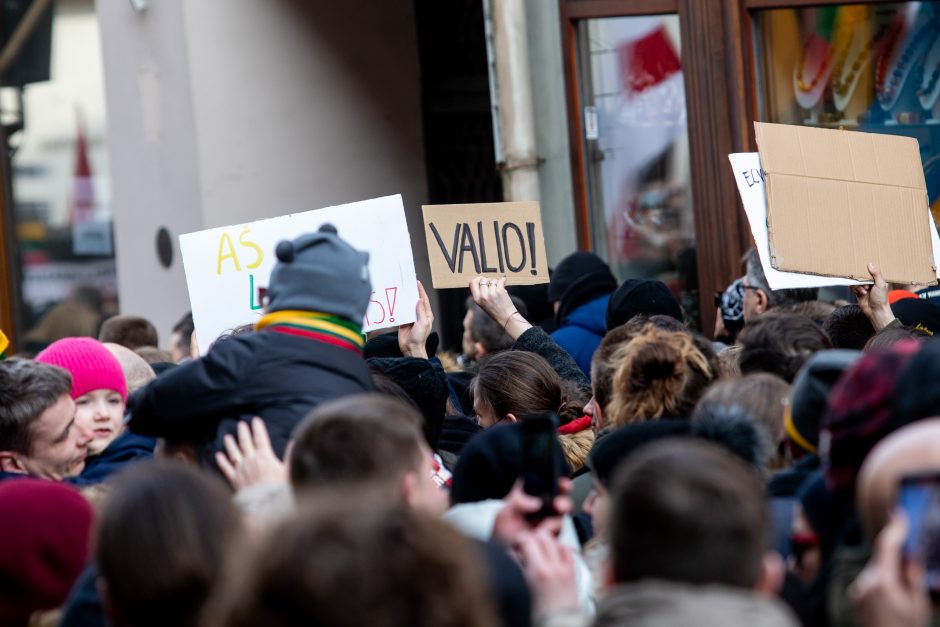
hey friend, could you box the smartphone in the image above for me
[520,412,560,523]
[898,472,940,594]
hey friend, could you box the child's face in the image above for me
[74,389,125,455]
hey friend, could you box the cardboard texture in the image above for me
[728,153,863,289]
[755,122,938,286]
[422,202,550,289]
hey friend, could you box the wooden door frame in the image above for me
[559,0,900,336]
[558,0,754,336]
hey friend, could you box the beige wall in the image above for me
[97,0,430,343]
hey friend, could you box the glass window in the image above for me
[5,0,116,354]
[754,2,940,223]
[576,15,698,327]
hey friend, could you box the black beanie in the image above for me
[605,279,683,329]
[894,339,940,423]
[363,331,439,360]
[786,349,861,455]
[548,253,617,323]
[367,357,447,449]
[891,298,940,336]
[450,422,570,505]
[587,421,692,487]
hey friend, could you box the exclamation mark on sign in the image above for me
[526,223,537,275]
[385,287,398,324]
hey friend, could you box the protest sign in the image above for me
[755,122,938,286]
[730,153,862,290]
[421,202,550,289]
[179,195,419,347]
[729,152,940,289]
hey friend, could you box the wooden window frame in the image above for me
[559,0,756,336]
[559,0,905,336]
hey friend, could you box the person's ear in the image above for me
[755,289,770,315]
[506,413,518,424]
[400,471,418,509]
[474,342,487,360]
[0,452,25,473]
[755,551,785,598]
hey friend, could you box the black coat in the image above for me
[127,331,373,463]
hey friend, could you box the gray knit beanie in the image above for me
[266,224,371,323]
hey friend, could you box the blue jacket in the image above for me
[550,294,609,379]
[80,430,155,484]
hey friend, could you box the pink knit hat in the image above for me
[35,337,128,402]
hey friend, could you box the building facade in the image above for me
[0,0,936,350]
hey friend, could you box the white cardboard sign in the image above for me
[179,194,419,347]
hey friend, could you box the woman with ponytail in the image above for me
[471,351,593,470]
[605,324,714,428]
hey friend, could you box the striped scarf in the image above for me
[0,330,7,360]
[254,310,364,353]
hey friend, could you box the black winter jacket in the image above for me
[127,331,373,464]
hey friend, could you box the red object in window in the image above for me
[619,25,682,96]
[70,115,94,227]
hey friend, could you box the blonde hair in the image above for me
[558,429,595,472]
[606,325,712,427]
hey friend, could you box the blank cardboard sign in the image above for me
[755,122,938,286]
[422,202,550,289]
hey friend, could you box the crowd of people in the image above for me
[3,222,940,626]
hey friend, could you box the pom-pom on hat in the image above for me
[36,337,128,402]
[266,224,372,323]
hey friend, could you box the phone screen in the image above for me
[898,472,940,593]
[521,413,560,522]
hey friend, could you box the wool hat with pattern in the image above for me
[267,224,372,323]
[820,341,920,497]
[0,479,93,622]
[36,336,128,402]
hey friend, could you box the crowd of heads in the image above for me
[5,235,940,627]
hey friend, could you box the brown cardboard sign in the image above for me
[755,122,937,286]
[422,202,550,289]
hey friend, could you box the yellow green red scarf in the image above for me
[255,310,364,353]
[0,330,8,360]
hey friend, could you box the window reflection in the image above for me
[577,15,698,328]
[7,0,115,354]
[755,2,940,223]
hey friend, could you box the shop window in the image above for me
[5,0,116,354]
[754,2,940,222]
[576,15,698,326]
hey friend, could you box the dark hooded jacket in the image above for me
[126,330,373,466]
